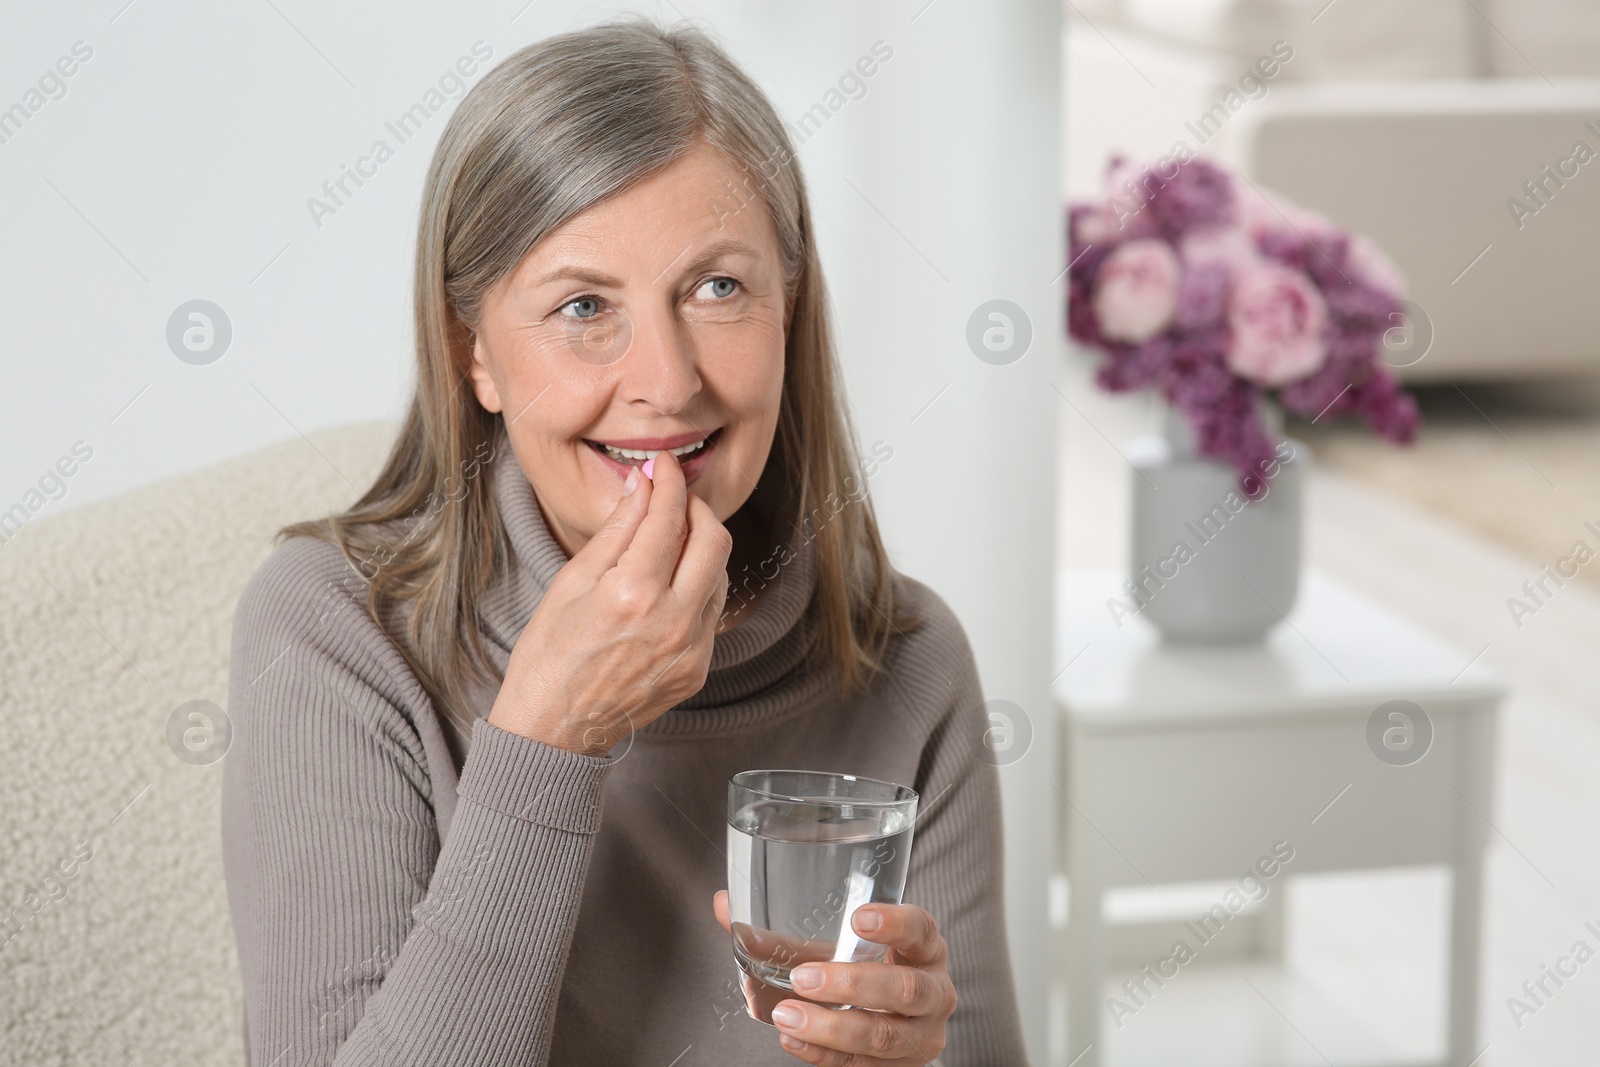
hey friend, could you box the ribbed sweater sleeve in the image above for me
[889,580,1031,1066]
[219,538,613,1066]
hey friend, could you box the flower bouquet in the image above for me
[1066,154,1420,493]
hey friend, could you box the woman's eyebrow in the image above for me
[528,264,625,289]
[672,237,761,278]
[529,237,761,290]
[649,237,764,286]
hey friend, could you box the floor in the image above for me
[1054,351,1600,1066]
[1297,380,1600,598]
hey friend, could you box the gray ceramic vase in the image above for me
[1123,401,1305,643]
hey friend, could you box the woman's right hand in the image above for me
[486,446,733,755]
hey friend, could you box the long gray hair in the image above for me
[279,15,914,743]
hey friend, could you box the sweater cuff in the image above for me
[456,718,611,833]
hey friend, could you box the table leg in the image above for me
[1065,836,1103,1067]
[1447,708,1494,1067]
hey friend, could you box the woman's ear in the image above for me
[464,338,504,415]
[450,304,503,414]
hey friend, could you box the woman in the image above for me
[220,16,1027,1066]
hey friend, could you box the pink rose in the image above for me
[1225,263,1329,385]
[1092,239,1180,343]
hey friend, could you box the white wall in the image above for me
[1,1,1059,1058]
[823,5,1062,1060]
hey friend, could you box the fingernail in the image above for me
[790,966,822,992]
[770,1004,803,1029]
[641,456,656,480]
[778,1034,808,1052]
[855,909,882,933]
[622,467,640,496]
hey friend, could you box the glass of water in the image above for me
[726,769,918,992]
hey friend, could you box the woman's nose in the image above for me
[617,305,702,414]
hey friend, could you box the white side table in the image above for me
[1052,570,1506,1067]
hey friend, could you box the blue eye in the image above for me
[700,277,739,299]
[562,296,602,320]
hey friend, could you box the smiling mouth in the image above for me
[585,429,720,467]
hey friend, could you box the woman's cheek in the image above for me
[731,323,786,417]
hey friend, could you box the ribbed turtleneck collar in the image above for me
[473,426,821,730]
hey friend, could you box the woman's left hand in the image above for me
[711,890,958,1064]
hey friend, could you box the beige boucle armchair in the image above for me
[0,421,398,1067]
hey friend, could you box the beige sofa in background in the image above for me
[1067,0,1600,380]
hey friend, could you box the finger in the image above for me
[712,890,732,934]
[618,447,689,579]
[741,973,815,1025]
[564,466,652,581]
[787,960,953,1018]
[854,904,947,969]
[673,492,734,604]
[773,1035,880,1067]
[769,997,927,1062]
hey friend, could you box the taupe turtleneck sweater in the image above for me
[219,434,1028,1065]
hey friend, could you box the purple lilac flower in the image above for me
[1148,157,1235,234]
[1063,154,1422,490]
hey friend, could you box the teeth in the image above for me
[667,438,708,457]
[597,437,709,463]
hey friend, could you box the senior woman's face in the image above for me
[464,140,788,556]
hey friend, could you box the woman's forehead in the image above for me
[579,161,760,232]
[507,170,780,292]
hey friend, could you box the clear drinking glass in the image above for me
[726,769,918,991]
